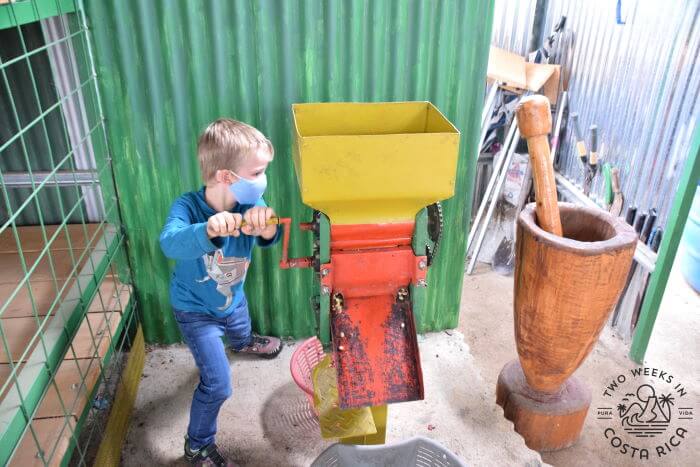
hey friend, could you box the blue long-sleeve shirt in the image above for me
[159,187,280,317]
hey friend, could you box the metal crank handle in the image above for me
[277,217,314,269]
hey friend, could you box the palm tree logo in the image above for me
[618,384,672,438]
[658,393,675,420]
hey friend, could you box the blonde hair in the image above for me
[197,118,273,181]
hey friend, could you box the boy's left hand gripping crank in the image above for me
[206,211,280,239]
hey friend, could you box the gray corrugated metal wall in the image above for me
[490,0,536,55]
[491,0,700,228]
[546,0,699,227]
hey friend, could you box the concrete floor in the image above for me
[122,332,543,466]
[461,262,699,467]
[123,262,698,466]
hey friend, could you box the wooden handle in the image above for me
[516,95,563,236]
[589,125,599,165]
[240,217,280,228]
[571,113,587,159]
[611,167,621,193]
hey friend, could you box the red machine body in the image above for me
[280,219,428,408]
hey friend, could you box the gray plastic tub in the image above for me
[311,436,467,467]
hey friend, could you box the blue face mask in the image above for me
[228,170,267,204]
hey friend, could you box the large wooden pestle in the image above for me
[515,95,563,236]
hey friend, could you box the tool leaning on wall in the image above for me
[468,17,573,275]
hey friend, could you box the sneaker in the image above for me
[184,437,237,467]
[234,333,283,359]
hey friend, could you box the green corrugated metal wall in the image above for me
[84,0,494,344]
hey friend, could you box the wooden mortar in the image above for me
[496,202,637,451]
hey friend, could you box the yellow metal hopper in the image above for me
[291,102,460,225]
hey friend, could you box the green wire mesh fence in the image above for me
[0,1,136,465]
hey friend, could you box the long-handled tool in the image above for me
[603,163,613,207]
[492,161,532,275]
[649,227,663,252]
[551,91,568,167]
[612,208,644,327]
[630,219,662,334]
[640,208,657,244]
[478,84,500,154]
[466,109,523,274]
[467,111,519,250]
[584,125,599,195]
[571,112,588,166]
[609,167,624,217]
[611,208,657,339]
[633,212,647,238]
[588,125,600,169]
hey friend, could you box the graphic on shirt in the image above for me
[197,249,249,309]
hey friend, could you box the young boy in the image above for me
[159,119,282,466]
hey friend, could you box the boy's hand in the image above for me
[207,212,243,238]
[242,206,277,239]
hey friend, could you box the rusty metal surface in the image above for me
[323,222,427,409]
[331,292,423,409]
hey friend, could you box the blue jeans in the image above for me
[173,297,253,450]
